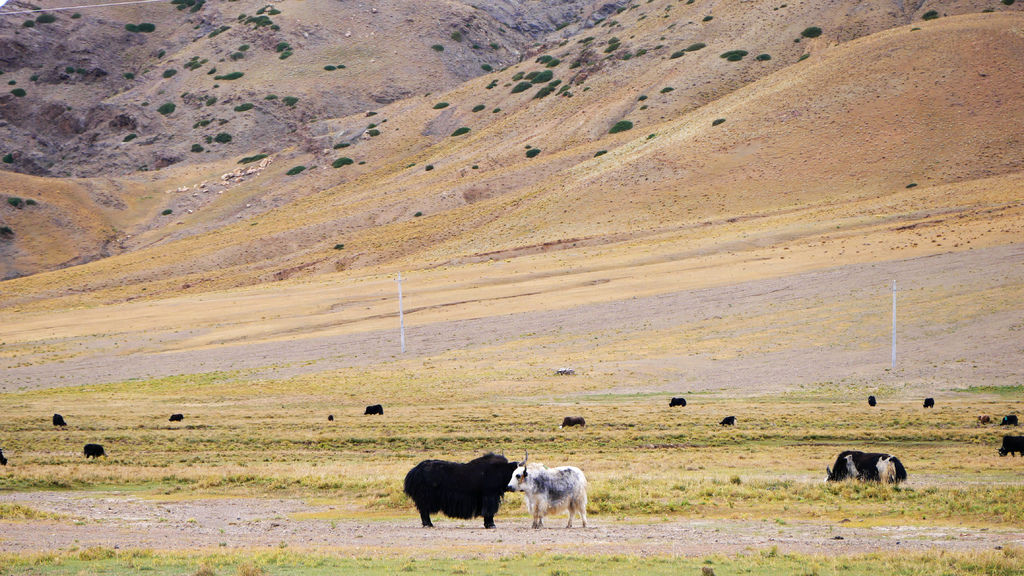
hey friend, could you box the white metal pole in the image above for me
[397,272,406,354]
[891,280,896,370]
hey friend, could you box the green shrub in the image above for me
[71,13,81,18]
[525,148,540,158]
[161,209,173,215]
[25,198,37,206]
[472,104,485,112]
[433,102,449,109]
[922,10,939,20]
[138,23,155,32]
[531,69,554,83]
[425,164,434,171]
[490,42,500,49]
[234,103,254,112]
[282,96,298,106]
[333,243,344,249]
[755,53,771,61]
[214,72,244,80]
[638,95,648,101]
[431,44,444,52]
[366,129,379,136]
[450,31,462,42]
[35,13,56,24]
[279,51,292,60]
[332,157,353,168]
[534,83,557,99]
[702,15,713,22]
[265,94,278,100]
[205,96,217,106]
[1,153,12,163]
[324,65,336,71]
[162,69,177,78]
[230,52,245,61]
[7,197,24,208]
[906,182,918,188]
[334,142,350,149]
[801,26,822,37]
[10,88,25,97]
[124,72,135,80]
[214,132,232,143]
[720,50,748,61]
[191,144,204,152]
[125,23,137,32]
[123,133,137,142]
[481,64,492,72]
[660,86,674,93]
[157,102,175,115]
[594,150,607,157]
[286,165,306,175]
[609,120,633,134]
[510,81,533,94]
[712,118,726,126]
[239,154,268,164]
[0,225,13,235]
[492,108,501,113]
[451,127,470,136]
[414,211,423,217]
[798,53,810,62]
[545,58,561,68]
[685,42,706,52]
[670,50,686,59]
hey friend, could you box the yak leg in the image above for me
[419,511,433,528]
[483,514,496,529]
[532,513,543,529]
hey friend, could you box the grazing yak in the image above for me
[555,368,576,376]
[328,415,335,422]
[53,414,67,427]
[720,416,736,426]
[404,453,519,528]
[0,448,7,466]
[1001,415,1019,426]
[826,450,906,484]
[669,397,687,407]
[169,413,184,422]
[365,404,383,415]
[83,444,105,458]
[999,436,1024,457]
[507,456,588,529]
[979,415,992,425]
[868,395,877,407]
[923,398,935,408]
[559,416,585,428]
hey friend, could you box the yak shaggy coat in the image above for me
[403,453,519,528]
[826,450,907,484]
[507,463,588,528]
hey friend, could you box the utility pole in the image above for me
[891,280,896,371]
[395,270,403,352]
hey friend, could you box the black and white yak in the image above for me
[826,450,906,484]
[403,452,519,528]
[506,454,588,529]
[0,448,7,466]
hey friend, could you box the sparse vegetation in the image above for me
[609,120,634,134]
[333,243,344,249]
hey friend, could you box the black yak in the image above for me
[169,413,184,422]
[868,396,877,407]
[328,414,335,421]
[720,416,736,426]
[0,448,7,466]
[53,414,67,427]
[669,397,687,407]
[365,404,383,415]
[826,450,906,484]
[923,398,935,408]
[1001,415,1019,426]
[403,453,519,528]
[559,416,585,428]
[83,444,105,458]
[999,436,1024,457]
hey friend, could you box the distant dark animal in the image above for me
[560,416,585,428]
[868,396,877,407]
[1002,415,1019,426]
[998,436,1024,457]
[669,397,687,407]
[826,450,906,484]
[169,413,184,422]
[507,457,587,528]
[979,415,991,425]
[403,452,519,528]
[0,448,7,466]
[923,398,934,408]
[720,416,736,426]
[83,444,105,458]
[53,414,67,427]
[555,368,576,376]
[364,404,383,415]
[328,414,334,421]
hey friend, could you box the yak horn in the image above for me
[523,449,528,465]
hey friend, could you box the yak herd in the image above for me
[0,396,1020,530]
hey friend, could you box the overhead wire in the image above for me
[0,0,168,16]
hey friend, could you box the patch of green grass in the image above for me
[238,154,268,164]
[214,72,243,81]
[234,103,254,112]
[964,384,1023,397]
